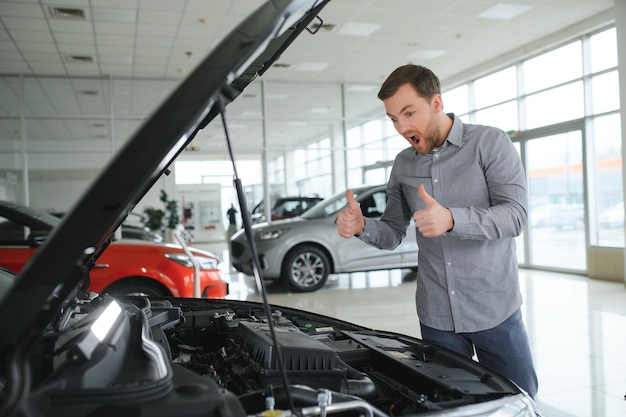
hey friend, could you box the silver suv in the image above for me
[231,184,418,292]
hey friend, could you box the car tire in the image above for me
[104,278,170,297]
[282,245,330,292]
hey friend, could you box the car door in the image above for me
[332,189,410,272]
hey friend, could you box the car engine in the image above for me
[12,294,535,417]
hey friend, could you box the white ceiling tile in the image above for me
[54,32,94,44]
[94,21,135,36]
[138,10,181,25]
[49,20,92,34]
[137,0,181,12]
[91,0,137,9]
[0,2,45,18]
[136,24,177,38]
[19,42,58,53]
[95,34,131,46]
[92,8,137,23]
[2,16,49,31]
[8,30,54,43]
[28,61,65,72]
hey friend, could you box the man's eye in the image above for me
[406,111,415,117]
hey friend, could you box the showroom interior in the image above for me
[1,0,626,416]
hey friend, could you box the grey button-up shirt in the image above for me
[358,114,527,333]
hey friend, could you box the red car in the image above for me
[0,200,228,298]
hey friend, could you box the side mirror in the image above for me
[27,230,48,247]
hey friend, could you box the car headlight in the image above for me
[256,228,288,241]
[164,253,221,270]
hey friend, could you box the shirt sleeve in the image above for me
[358,175,413,250]
[447,130,527,240]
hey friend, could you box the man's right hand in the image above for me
[337,190,365,238]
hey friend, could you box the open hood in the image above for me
[0,0,330,356]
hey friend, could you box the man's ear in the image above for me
[432,93,443,112]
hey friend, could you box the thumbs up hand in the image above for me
[337,190,365,238]
[414,184,454,238]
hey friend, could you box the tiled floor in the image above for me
[199,241,626,417]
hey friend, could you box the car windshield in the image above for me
[8,202,62,228]
[301,188,368,219]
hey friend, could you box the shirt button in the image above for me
[450,290,455,295]
[433,178,438,183]
[447,262,451,266]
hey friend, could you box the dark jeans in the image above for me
[420,308,538,398]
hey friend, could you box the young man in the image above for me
[336,64,538,398]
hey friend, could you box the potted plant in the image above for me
[144,190,180,242]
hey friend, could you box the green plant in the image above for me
[161,190,180,230]
[144,190,179,232]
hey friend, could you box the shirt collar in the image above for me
[444,113,464,148]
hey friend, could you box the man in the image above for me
[226,204,238,250]
[336,64,538,398]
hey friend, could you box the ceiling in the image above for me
[0,0,616,178]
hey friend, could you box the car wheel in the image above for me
[104,279,170,297]
[282,245,330,292]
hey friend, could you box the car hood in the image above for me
[0,0,330,356]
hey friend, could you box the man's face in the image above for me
[383,83,442,155]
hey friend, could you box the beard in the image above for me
[411,114,442,155]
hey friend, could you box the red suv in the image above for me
[0,200,228,298]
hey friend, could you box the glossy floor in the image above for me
[200,241,626,417]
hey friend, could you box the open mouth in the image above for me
[408,135,420,145]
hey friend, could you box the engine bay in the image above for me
[14,294,531,417]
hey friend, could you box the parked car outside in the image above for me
[598,201,624,228]
[0,200,228,298]
[0,2,541,416]
[231,184,419,292]
[251,196,323,224]
[530,203,584,230]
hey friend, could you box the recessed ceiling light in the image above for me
[48,6,86,20]
[310,107,331,114]
[65,55,94,63]
[273,63,291,69]
[406,50,446,60]
[80,90,99,96]
[265,94,288,100]
[347,84,377,93]
[337,22,381,36]
[479,3,532,20]
[294,62,328,71]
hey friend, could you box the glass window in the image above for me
[346,126,362,148]
[590,113,623,247]
[590,71,619,115]
[363,120,383,143]
[525,81,584,129]
[526,131,585,271]
[474,66,517,109]
[443,84,469,115]
[589,28,617,73]
[474,101,518,133]
[523,41,582,94]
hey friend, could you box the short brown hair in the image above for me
[377,64,441,101]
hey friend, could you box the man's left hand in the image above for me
[414,184,454,238]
